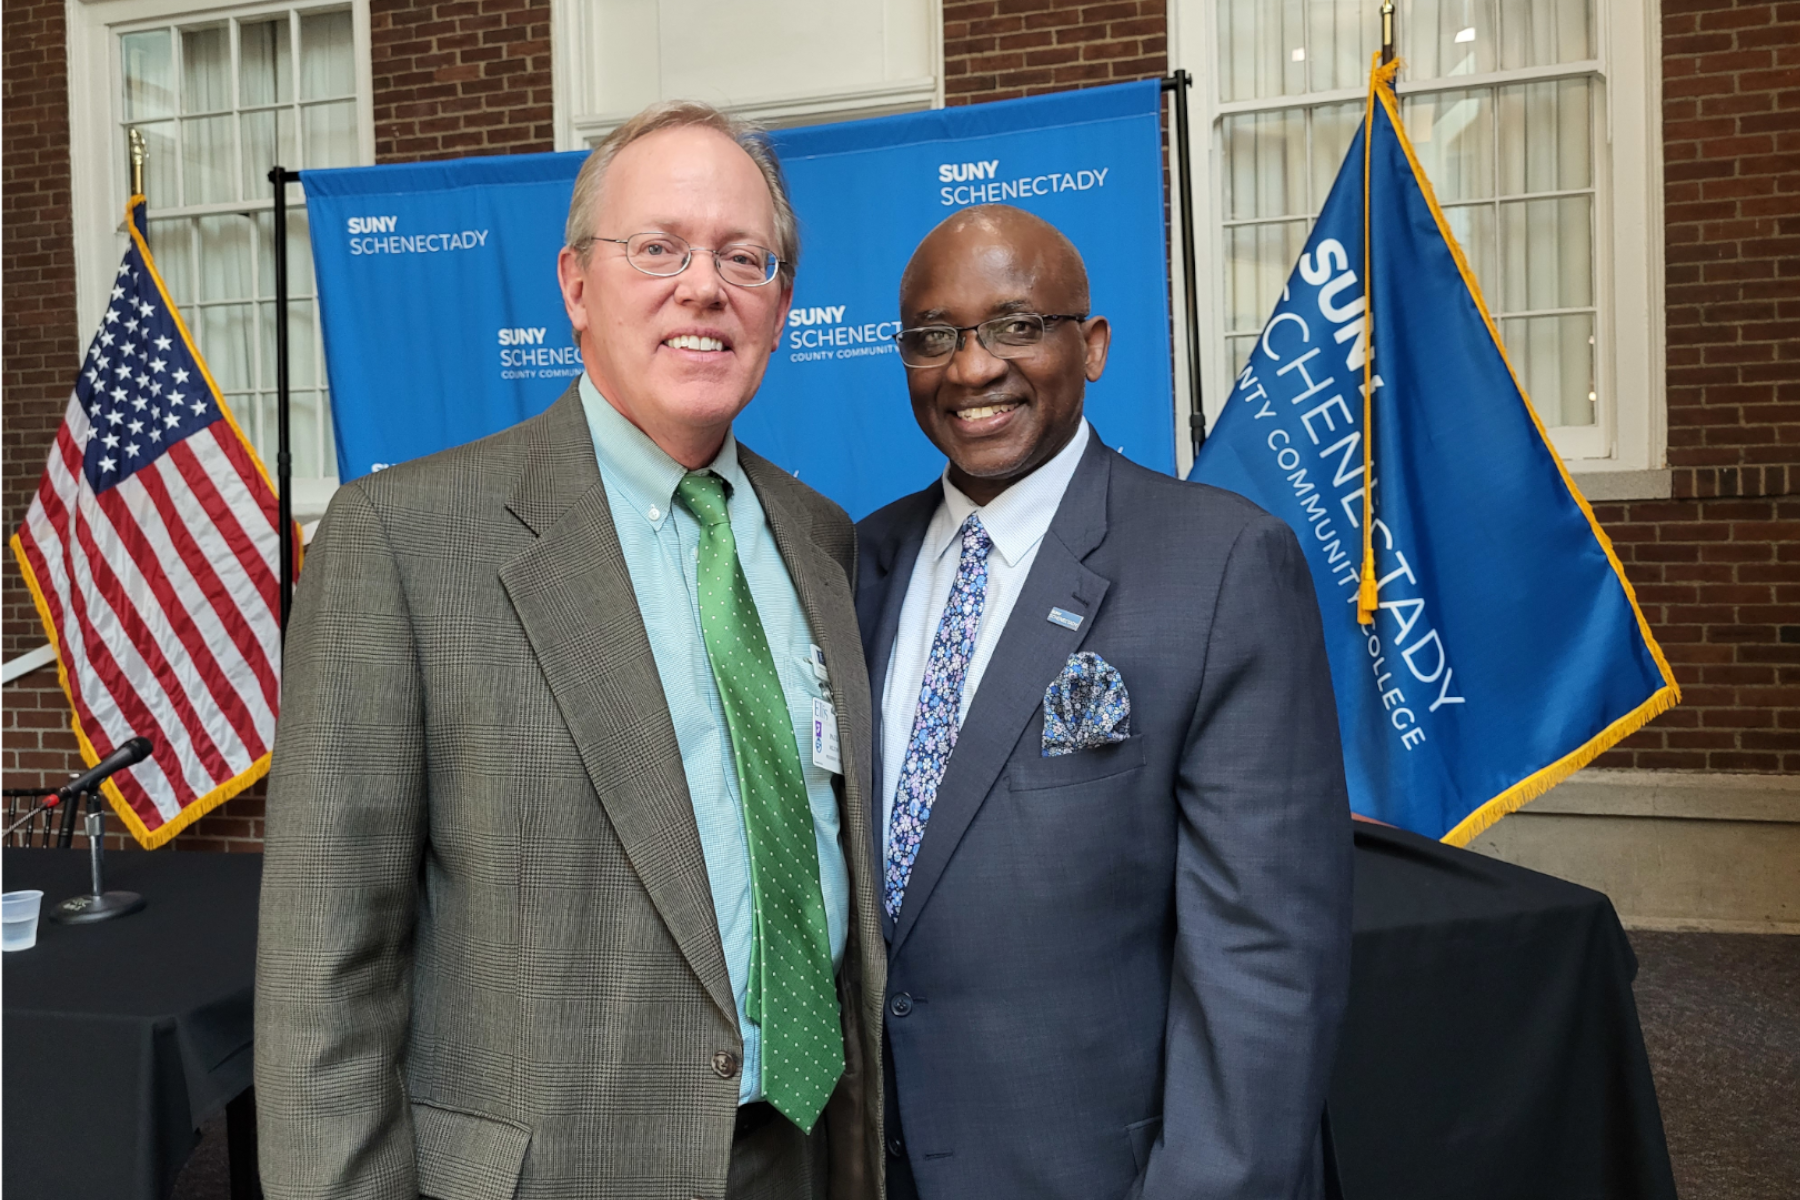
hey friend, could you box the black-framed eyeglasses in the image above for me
[894,313,1087,368]
[575,231,783,287]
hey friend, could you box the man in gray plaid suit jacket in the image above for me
[256,102,885,1200]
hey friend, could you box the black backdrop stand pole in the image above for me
[1162,71,1205,461]
[268,167,296,637]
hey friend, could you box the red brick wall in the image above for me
[2,0,93,828]
[371,0,553,162]
[1591,0,1799,773]
[943,0,1166,105]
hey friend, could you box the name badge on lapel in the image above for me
[812,698,842,774]
[808,644,841,773]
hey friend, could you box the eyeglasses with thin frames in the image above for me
[894,313,1087,368]
[574,231,783,288]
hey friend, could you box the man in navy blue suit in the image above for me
[856,204,1354,1200]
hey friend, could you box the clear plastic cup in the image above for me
[2,890,45,951]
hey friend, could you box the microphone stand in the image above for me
[50,793,145,924]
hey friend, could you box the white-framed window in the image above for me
[552,0,945,147]
[1172,0,1667,485]
[68,0,375,519]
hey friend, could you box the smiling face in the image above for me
[899,206,1109,505]
[557,124,792,468]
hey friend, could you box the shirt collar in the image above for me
[578,372,746,529]
[926,419,1092,568]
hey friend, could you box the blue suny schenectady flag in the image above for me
[1189,61,1678,844]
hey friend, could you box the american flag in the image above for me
[10,198,285,848]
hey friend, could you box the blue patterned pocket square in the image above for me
[1041,651,1131,757]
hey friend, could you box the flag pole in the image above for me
[128,129,148,242]
[1161,70,1205,460]
[268,166,295,636]
[1381,1,1396,64]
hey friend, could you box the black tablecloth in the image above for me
[1331,823,1677,1200]
[3,848,261,1200]
[0,832,1675,1200]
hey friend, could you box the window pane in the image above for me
[129,121,179,206]
[1226,221,1307,332]
[1310,102,1363,210]
[1402,88,1493,202]
[317,390,336,478]
[302,101,359,168]
[181,26,231,113]
[196,304,254,392]
[1307,0,1374,92]
[122,30,175,121]
[1401,0,1498,80]
[197,215,254,301]
[1499,0,1592,70]
[290,390,326,478]
[232,392,269,457]
[241,108,296,199]
[299,10,356,100]
[239,17,293,106]
[256,209,316,299]
[181,116,237,203]
[1218,0,1306,101]
[1502,312,1594,426]
[1224,109,1306,220]
[1499,78,1591,194]
[1501,195,1591,312]
[145,217,195,307]
[1227,335,1260,381]
[257,302,319,389]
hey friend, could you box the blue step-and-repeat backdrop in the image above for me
[303,80,1173,519]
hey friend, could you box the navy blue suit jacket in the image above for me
[857,437,1354,1200]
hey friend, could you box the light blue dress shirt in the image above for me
[579,374,850,1104]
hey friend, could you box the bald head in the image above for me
[893,204,1110,506]
[901,205,1090,319]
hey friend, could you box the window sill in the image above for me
[1566,467,1670,503]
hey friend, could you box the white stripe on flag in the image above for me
[191,429,281,577]
[22,494,184,812]
[54,454,217,811]
[151,454,283,672]
[110,473,277,750]
[78,478,257,771]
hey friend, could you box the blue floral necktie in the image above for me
[886,513,992,917]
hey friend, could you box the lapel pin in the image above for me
[1047,607,1084,631]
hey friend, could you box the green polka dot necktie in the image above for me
[674,471,844,1133]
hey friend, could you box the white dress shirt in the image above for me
[880,420,1092,853]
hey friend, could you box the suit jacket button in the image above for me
[712,1051,739,1078]
[889,993,912,1017]
[887,1135,905,1157]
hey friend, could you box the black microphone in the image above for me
[56,737,154,803]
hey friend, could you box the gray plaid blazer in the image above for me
[255,387,885,1200]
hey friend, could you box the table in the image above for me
[1330,823,1678,1200]
[2,831,1678,1200]
[3,848,262,1200]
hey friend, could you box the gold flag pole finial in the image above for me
[1381,1,1396,65]
[129,128,147,198]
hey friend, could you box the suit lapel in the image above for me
[857,487,936,943]
[498,389,736,1025]
[889,441,1115,957]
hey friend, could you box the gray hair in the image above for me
[564,100,799,288]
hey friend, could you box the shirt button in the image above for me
[889,993,913,1017]
[712,1050,740,1078]
[888,1134,905,1157]
[647,505,661,521]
